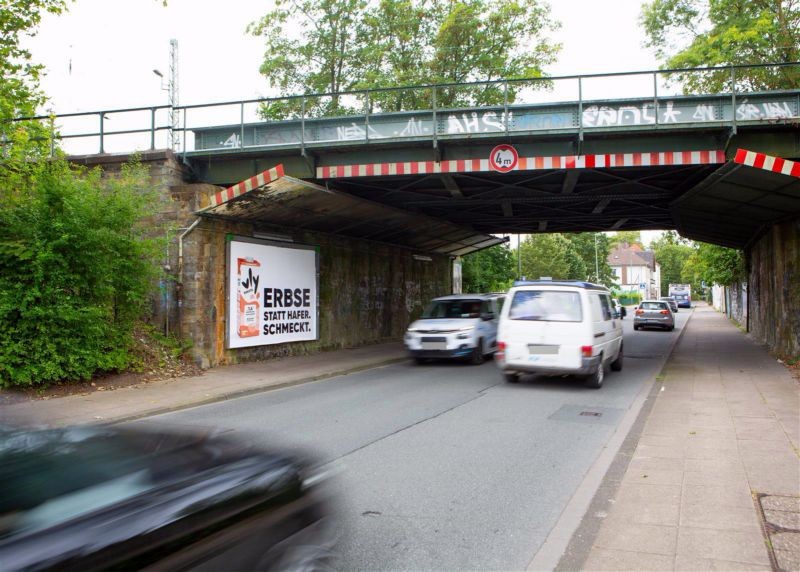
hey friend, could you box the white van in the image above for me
[405,294,504,365]
[495,281,623,388]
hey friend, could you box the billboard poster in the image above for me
[227,237,319,349]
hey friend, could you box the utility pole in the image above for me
[153,39,179,151]
[169,39,179,151]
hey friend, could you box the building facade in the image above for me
[608,243,661,300]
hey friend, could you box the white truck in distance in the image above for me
[668,283,692,308]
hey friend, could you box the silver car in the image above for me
[660,296,678,313]
[633,300,675,331]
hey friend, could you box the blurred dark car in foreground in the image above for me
[0,424,334,571]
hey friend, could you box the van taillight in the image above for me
[496,341,506,358]
[581,345,593,357]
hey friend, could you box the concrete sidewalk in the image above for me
[0,342,407,427]
[565,304,800,571]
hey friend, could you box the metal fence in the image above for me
[9,62,800,157]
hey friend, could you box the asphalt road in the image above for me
[136,309,690,570]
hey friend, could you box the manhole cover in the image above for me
[548,405,624,425]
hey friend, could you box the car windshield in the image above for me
[422,299,483,319]
[508,290,582,322]
[641,301,667,310]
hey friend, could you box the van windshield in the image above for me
[508,290,582,322]
[422,299,483,319]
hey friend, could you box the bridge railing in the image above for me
[8,62,799,157]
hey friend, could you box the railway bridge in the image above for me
[45,65,799,363]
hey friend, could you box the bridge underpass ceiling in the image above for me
[196,172,505,256]
[311,149,800,248]
[673,150,800,249]
[314,162,722,235]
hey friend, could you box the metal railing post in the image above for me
[49,114,56,157]
[577,77,584,145]
[432,87,438,149]
[730,66,738,134]
[653,72,659,126]
[240,102,245,149]
[181,108,187,154]
[99,112,105,153]
[364,91,370,143]
[150,108,156,150]
[503,81,509,135]
[300,97,306,151]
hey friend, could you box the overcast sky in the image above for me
[28,0,660,113]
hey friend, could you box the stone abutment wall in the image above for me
[746,218,800,357]
[73,151,452,368]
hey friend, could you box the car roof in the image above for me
[641,299,668,303]
[511,280,608,292]
[431,293,499,301]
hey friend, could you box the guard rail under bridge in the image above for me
[20,63,800,251]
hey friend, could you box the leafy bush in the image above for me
[0,158,163,388]
[616,292,642,306]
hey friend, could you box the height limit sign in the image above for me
[489,144,519,173]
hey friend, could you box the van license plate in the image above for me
[422,342,447,350]
[528,344,558,354]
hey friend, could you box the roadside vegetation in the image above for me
[0,0,179,389]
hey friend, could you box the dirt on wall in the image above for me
[180,219,452,368]
[747,218,800,357]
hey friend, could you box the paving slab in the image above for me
[561,305,799,570]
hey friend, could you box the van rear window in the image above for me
[508,290,582,322]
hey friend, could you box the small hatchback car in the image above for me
[634,300,675,331]
[660,296,678,313]
[405,293,504,364]
[0,424,334,571]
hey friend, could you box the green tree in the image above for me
[461,243,516,293]
[565,232,617,286]
[518,233,585,281]
[651,239,695,295]
[0,159,164,388]
[250,0,560,117]
[247,0,367,119]
[686,242,745,286]
[640,0,800,92]
[609,230,643,249]
[1,0,69,150]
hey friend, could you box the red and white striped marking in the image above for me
[316,150,726,179]
[209,164,285,207]
[734,149,800,178]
